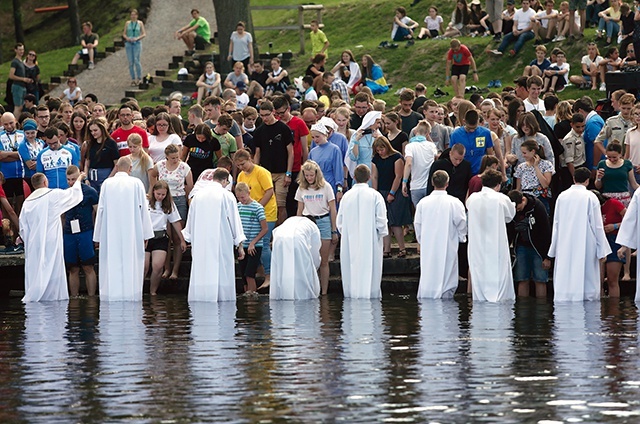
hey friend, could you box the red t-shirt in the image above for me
[602,198,625,234]
[447,45,472,66]
[111,126,150,156]
[284,115,310,173]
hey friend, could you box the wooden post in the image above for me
[298,6,305,55]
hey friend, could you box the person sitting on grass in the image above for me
[488,0,536,57]
[391,7,419,42]
[541,49,570,94]
[417,6,445,39]
[523,45,551,77]
[598,47,622,92]
[569,42,603,91]
[532,0,558,44]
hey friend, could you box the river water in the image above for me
[1,294,640,423]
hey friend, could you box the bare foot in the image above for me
[257,279,270,290]
[161,271,170,279]
[151,292,157,296]
[622,274,632,281]
[169,273,179,280]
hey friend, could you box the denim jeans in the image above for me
[126,41,142,80]
[597,19,620,39]
[261,221,276,275]
[498,30,534,54]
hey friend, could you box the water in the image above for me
[1,295,640,422]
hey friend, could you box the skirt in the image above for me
[380,190,412,227]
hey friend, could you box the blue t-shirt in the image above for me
[449,126,494,175]
[0,130,25,179]
[529,58,551,72]
[36,145,80,189]
[584,114,605,170]
[17,138,45,178]
[64,183,99,234]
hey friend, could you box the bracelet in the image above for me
[473,70,477,74]
[331,230,338,234]
[402,178,408,183]
[285,172,292,177]
[390,190,396,196]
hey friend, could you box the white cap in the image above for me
[310,122,328,135]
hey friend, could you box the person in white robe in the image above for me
[616,188,640,302]
[549,168,611,302]
[414,170,467,299]
[93,157,154,301]
[467,169,516,302]
[183,168,246,302]
[20,172,84,302]
[336,164,388,298]
[270,216,322,300]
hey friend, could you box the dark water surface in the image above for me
[1,295,640,423]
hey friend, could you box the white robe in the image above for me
[270,216,322,300]
[467,186,516,302]
[414,190,467,299]
[183,181,246,302]
[20,179,83,302]
[336,183,388,298]
[549,184,611,302]
[616,189,640,302]
[93,172,154,301]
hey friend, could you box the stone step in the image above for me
[124,89,147,99]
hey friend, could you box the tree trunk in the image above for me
[68,0,82,45]
[212,0,253,73]
[12,0,25,44]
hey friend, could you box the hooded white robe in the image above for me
[467,186,516,302]
[183,181,246,302]
[549,184,611,302]
[336,182,388,298]
[20,179,83,302]
[616,188,640,302]
[414,190,467,299]
[270,216,322,300]
[93,172,154,301]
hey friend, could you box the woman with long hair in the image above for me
[123,8,146,86]
[511,111,555,167]
[330,50,362,92]
[23,50,41,103]
[148,112,182,163]
[71,111,89,145]
[181,123,222,181]
[333,106,354,140]
[383,112,408,155]
[126,133,154,191]
[443,0,471,38]
[515,139,555,214]
[85,118,120,193]
[195,61,220,104]
[360,55,388,95]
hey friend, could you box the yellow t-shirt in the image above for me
[310,29,328,57]
[237,164,277,222]
[604,7,621,21]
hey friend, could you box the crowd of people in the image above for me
[3,1,640,304]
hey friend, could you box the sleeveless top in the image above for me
[126,21,141,40]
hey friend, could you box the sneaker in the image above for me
[494,80,502,88]
[488,80,495,88]
[487,49,503,56]
[555,35,566,41]
[600,82,607,91]
[88,62,95,70]
[534,39,543,45]
[493,32,502,42]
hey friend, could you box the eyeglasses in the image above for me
[28,53,36,57]
[274,109,287,116]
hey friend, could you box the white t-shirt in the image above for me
[236,92,249,110]
[149,201,182,232]
[230,31,253,62]
[424,15,443,31]
[524,97,545,112]
[295,183,335,217]
[391,16,412,39]
[535,9,558,29]
[554,62,570,84]
[404,140,438,190]
[581,55,603,74]
[148,133,183,163]
[514,8,536,31]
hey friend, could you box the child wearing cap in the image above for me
[235,81,249,110]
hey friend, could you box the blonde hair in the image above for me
[297,160,326,190]
[127,133,152,171]
[235,181,250,194]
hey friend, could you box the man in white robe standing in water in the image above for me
[337,164,388,298]
[414,170,467,299]
[93,156,153,301]
[183,168,246,302]
[467,168,516,302]
[270,216,322,300]
[549,168,610,302]
[20,172,84,302]
[616,188,640,302]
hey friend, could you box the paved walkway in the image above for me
[54,0,216,105]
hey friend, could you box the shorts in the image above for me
[3,178,25,198]
[410,187,428,207]
[513,245,548,283]
[582,74,593,84]
[486,0,504,23]
[146,234,169,252]
[239,246,262,279]
[452,65,470,77]
[312,214,332,240]
[173,195,188,221]
[64,230,96,266]
[429,29,439,38]
[272,173,288,208]
[76,48,93,58]
[569,0,587,10]
[11,84,26,107]
[606,233,625,263]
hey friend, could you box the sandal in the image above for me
[383,252,392,258]
[397,249,407,258]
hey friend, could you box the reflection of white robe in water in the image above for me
[93,172,154,301]
[20,179,83,302]
[617,189,640,302]
[549,184,610,302]
[414,190,467,299]
[270,216,322,300]
[467,186,516,302]
[337,183,388,298]
[183,181,246,302]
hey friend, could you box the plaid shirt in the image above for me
[331,79,351,103]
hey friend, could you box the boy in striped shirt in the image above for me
[236,182,268,294]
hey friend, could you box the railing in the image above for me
[251,4,324,54]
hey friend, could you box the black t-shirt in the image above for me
[82,32,99,47]
[253,120,293,173]
[389,132,408,154]
[183,133,221,181]
[88,138,119,169]
[400,111,423,136]
[305,64,324,79]
[372,153,403,191]
[250,70,270,88]
[412,96,427,113]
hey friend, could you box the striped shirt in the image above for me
[238,200,266,248]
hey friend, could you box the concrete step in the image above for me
[124,89,147,99]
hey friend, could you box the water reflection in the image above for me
[1,295,640,421]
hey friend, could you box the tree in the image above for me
[12,0,25,44]
[212,0,253,73]
[68,0,82,45]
